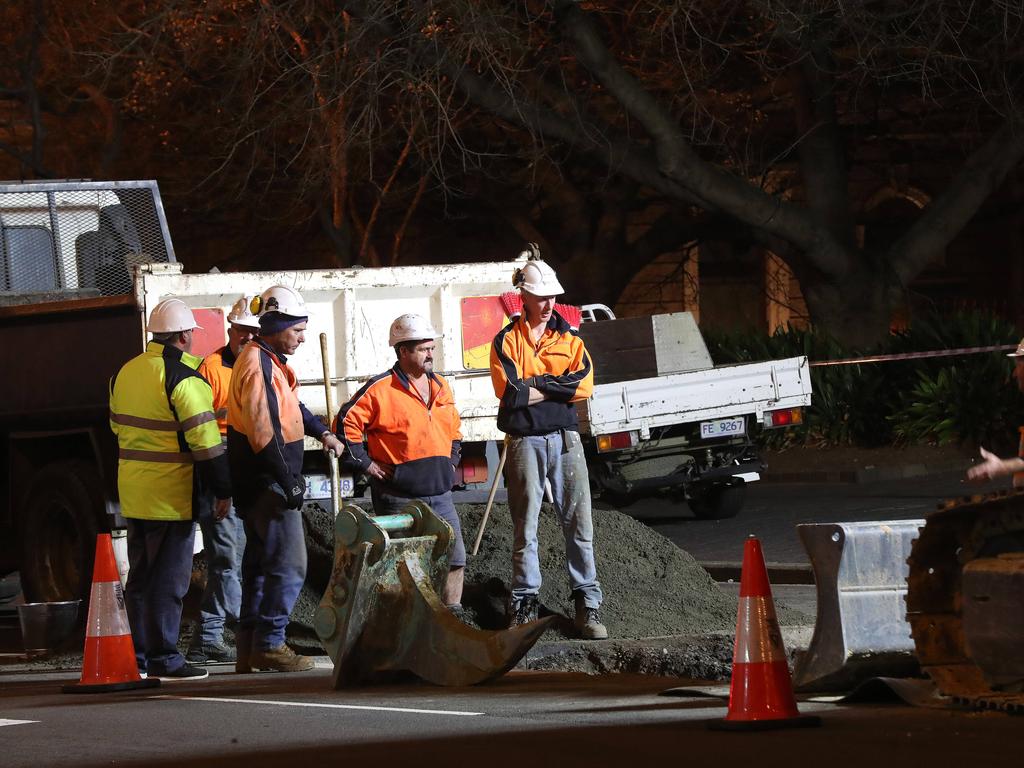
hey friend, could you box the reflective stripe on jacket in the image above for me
[490,310,594,436]
[109,342,228,521]
[338,363,462,497]
[226,338,324,507]
[198,345,236,437]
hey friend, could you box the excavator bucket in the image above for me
[314,501,553,687]
[792,521,922,692]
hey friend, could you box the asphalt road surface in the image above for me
[618,468,993,565]
[2,665,1023,768]
[3,471,1022,765]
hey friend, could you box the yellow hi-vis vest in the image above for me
[109,342,225,520]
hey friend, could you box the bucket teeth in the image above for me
[394,556,554,686]
[316,503,550,686]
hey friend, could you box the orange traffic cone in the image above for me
[710,536,820,730]
[62,534,160,693]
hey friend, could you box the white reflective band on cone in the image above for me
[86,580,132,638]
[733,596,787,664]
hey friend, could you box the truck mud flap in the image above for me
[792,520,922,692]
[314,501,552,687]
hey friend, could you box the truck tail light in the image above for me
[455,456,489,485]
[596,430,639,453]
[763,407,804,429]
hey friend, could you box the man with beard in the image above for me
[337,313,466,614]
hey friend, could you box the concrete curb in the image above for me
[762,458,968,484]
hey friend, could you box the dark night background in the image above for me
[3,1,1024,344]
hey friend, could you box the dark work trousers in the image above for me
[124,518,196,675]
[238,488,308,652]
[192,490,244,648]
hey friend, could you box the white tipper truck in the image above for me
[0,179,811,605]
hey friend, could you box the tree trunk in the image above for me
[799,251,895,348]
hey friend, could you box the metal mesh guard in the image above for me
[0,181,174,301]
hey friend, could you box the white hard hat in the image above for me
[256,285,306,317]
[389,313,440,346]
[1008,337,1024,357]
[147,298,201,333]
[513,260,564,296]
[227,296,261,330]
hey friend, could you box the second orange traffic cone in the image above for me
[710,535,820,730]
[62,533,160,693]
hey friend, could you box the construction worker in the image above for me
[109,298,230,681]
[490,258,608,639]
[186,297,261,664]
[337,313,467,613]
[227,285,343,673]
[967,336,1024,483]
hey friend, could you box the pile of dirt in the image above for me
[285,500,808,652]
[461,502,737,638]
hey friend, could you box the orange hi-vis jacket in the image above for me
[338,363,462,497]
[490,310,594,436]
[226,338,325,507]
[198,345,237,437]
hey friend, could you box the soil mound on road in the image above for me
[461,502,737,638]
[286,500,797,650]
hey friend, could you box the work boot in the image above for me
[573,594,608,640]
[508,596,539,628]
[155,663,210,682]
[235,629,254,674]
[187,641,237,665]
[251,644,315,672]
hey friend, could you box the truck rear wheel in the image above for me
[687,479,746,520]
[19,461,104,603]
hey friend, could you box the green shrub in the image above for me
[704,311,1024,450]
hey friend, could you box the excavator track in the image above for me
[907,490,1024,712]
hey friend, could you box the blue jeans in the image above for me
[124,518,196,675]
[371,488,466,567]
[505,430,603,608]
[194,493,245,647]
[238,488,307,651]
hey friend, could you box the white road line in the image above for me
[161,695,484,717]
[0,719,38,727]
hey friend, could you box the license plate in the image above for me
[304,474,355,500]
[700,417,746,439]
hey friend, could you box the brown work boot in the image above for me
[234,629,254,673]
[251,643,315,672]
[573,593,608,640]
[508,596,539,628]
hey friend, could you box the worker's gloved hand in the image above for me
[284,475,306,509]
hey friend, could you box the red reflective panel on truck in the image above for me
[457,456,489,484]
[191,308,227,358]
[461,296,509,370]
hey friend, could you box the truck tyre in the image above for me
[688,479,746,520]
[19,461,105,603]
